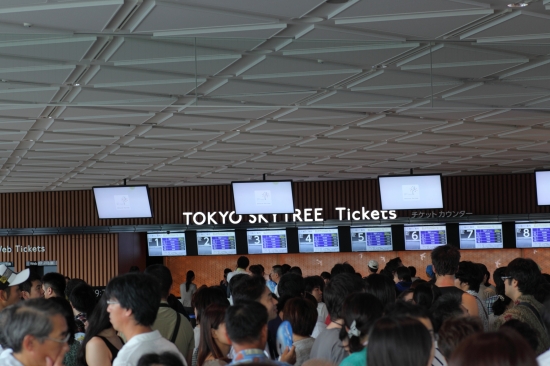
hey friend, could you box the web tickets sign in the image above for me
[182,207,398,226]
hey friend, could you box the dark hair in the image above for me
[249,265,264,277]
[129,266,140,273]
[185,270,195,293]
[225,301,268,344]
[367,316,433,366]
[384,300,430,320]
[137,352,185,366]
[499,319,539,353]
[48,297,77,346]
[408,266,417,278]
[477,263,491,286]
[448,329,538,366]
[237,256,250,270]
[232,275,266,305]
[69,283,97,316]
[192,286,229,324]
[64,278,86,299]
[396,267,412,282]
[42,272,67,298]
[324,273,364,320]
[19,273,42,293]
[430,292,464,332]
[77,295,112,366]
[320,272,331,281]
[144,264,173,298]
[197,303,230,366]
[281,264,291,275]
[384,257,403,274]
[289,266,302,276]
[304,276,324,294]
[277,273,305,307]
[339,293,383,353]
[104,273,160,327]
[397,289,415,301]
[271,265,283,277]
[431,245,460,276]
[438,317,483,359]
[364,274,396,309]
[331,262,355,276]
[283,297,317,337]
[224,268,232,275]
[413,282,441,310]
[492,266,512,315]
[455,261,483,293]
[506,258,541,296]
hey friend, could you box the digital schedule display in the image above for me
[350,227,393,252]
[147,233,187,256]
[459,224,503,249]
[197,231,237,255]
[516,223,550,248]
[247,230,288,254]
[232,180,294,215]
[93,185,153,219]
[404,225,447,250]
[379,175,443,210]
[298,228,339,253]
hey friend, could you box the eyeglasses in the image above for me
[501,276,512,281]
[106,299,119,306]
[45,333,71,344]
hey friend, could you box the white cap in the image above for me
[0,265,30,289]
[368,260,379,270]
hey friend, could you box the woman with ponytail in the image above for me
[180,270,197,315]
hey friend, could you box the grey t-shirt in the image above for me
[309,328,347,364]
[294,337,315,366]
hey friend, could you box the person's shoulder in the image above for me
[339,349,366,366]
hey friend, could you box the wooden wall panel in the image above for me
[0,234,118,286]
[165,248,550,296]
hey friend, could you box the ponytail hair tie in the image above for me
[348,320,361,338]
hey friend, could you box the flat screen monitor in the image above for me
[232,180,294,215]
[197,231,237,255]
[516,222,550,248]
[93,185,153,219]
[147,232,187,256]
[378,175,443,210]
[247,230,288,254]
[535,171,550,205]
[351,227,393,252]
[298,228,339,253]
[459,224,503,249]
[404,225,447,250]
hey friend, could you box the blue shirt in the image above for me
[230,349,290,366]
[340,348,366,366]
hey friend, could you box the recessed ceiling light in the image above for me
[74,83,80,86]
[508,2,528,7]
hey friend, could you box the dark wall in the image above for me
[118,233,146,275]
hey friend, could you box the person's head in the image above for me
[477,263,490,286]
[283,297,317,338]
[223,268,232,279]
[304,276,324,303]
[324,273,364,320]
[289,266,302,276]
[338,293,383,354]
[104,273,161,332]
[270,265,283,284]
[331,262,355,276]
[192,286,229,325]
[367,316,434,366]
[137,352,185,366]
[413,282,441,310]
[320,272,331,284]
[281,264,291,275]
[249,265,264,277]
[493,266,507,295]
[42,272,66,299]
[384,301,432,328]
[68,283,97,316]
[144,264,173,299]
[186,270,195,283]
[437,317,483,360]
[197,303,231,366]
[448,329,537,366]
[431,245,460,276]
[77,295,113,366]
[430,292,467,332]
[368,260,379,274]
[395,267,412,283]
[20,273,44,300]
[505,258,541,299]
[237,256,250,270]
[454,261,483,293]
[384,257,403,275]
[0,265,29,309]
[1,298,70,366]
[398,289,415,302]
[225,301,268,349]
[499,319,539,353]
[408,266,417,278]
[48,297,77,346]
[277,273,305,301]
[364,274,396,309]
[64,278,86,299]
[231,275,277,321]
[129,266,140,273]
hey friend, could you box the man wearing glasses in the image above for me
[493,258,550,356]
[0,298,70,366]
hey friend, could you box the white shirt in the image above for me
[0,349,23,366]
[113,330,187,366]
[538,348,550,365]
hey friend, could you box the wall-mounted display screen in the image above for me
[197,231,237,255]
[350,227,393,252]
[536,171,550,205]
[378,175,443,210]
[298,228,339,253]
[93,185,153,219]
[247,230,288,254]
[516,223,550,248]
[232,180,294,215]
[404,225,447,250]
[147,233,187,256]
[459,224,503,249]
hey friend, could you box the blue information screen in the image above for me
[197,231,237,255]
[147,233,187,256]
[247,230,288,254]
[460,224,503,249]
[351,227,392,252]
[404,226,447,250]
[298,229,340,253]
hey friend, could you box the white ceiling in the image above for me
[0,0,549,191]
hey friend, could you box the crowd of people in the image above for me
[1,244,550,366]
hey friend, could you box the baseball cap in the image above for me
[0,265,30,290]
[368,260,379,270]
